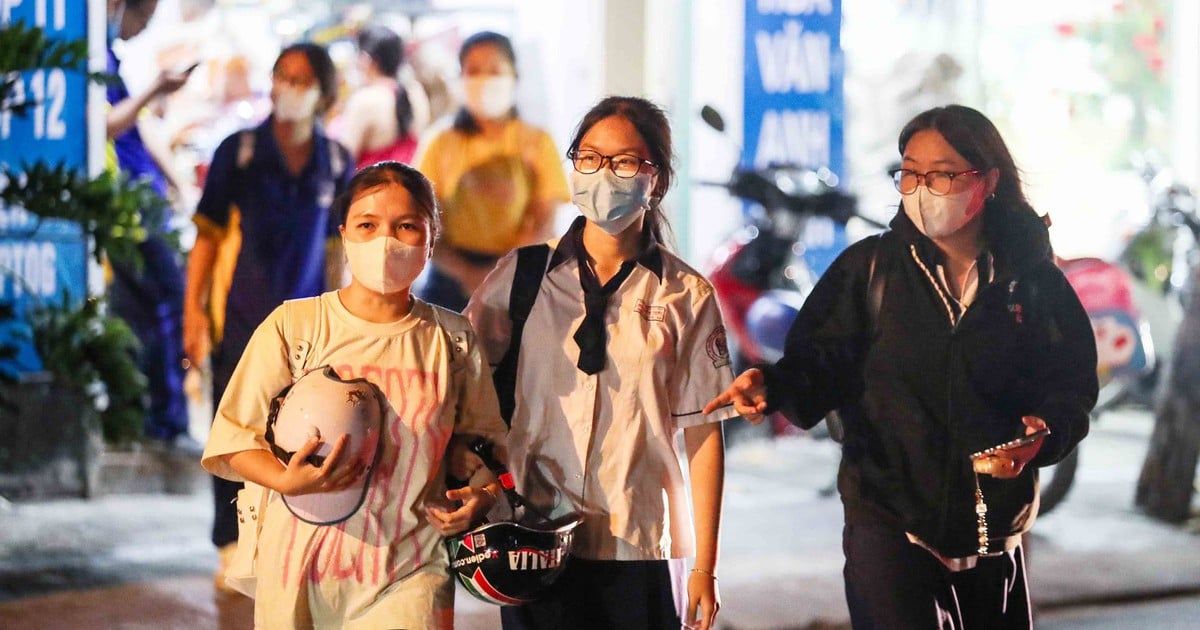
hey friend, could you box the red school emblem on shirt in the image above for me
[706,326,730,368]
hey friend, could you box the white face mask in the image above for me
[274,85,321,122]
[901,183,985,239]
[343,236,426,295]
[569,169,652,236]
[463,75,516,120]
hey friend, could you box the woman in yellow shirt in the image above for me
[415,31,568,312]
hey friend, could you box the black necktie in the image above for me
[573,258,635,375]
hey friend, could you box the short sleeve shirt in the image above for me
[201,293,507,628]
[415,117,568,254]
[194,119,352,353]
[465,219,739,561]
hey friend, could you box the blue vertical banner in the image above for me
[0,0,90,315]
[743,0,846,275]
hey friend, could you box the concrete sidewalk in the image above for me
[708,409,1200,629]
[0,409,1196,629]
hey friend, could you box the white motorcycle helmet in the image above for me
[265,366,384,525]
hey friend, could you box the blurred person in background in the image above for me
[183,42,352,592]
[337,24,430,170]
[105,0,196,451]
[415,31,568,312]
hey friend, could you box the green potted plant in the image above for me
[0,22,165,497]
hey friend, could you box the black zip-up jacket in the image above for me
[761,209,1098,558]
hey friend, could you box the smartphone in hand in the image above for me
[969,428,1050,460]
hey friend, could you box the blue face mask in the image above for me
[568,169,653,236]
[107,2,124,43]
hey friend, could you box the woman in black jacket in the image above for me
[706,105,1098,629]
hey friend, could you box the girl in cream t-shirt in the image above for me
[202,162,506,629]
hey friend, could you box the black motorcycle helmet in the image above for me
[446,514,581,605]
[444,437,582,605]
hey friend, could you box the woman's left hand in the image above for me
[973,416,1049,479]
[424,485,497,536]
[684,569,721,630]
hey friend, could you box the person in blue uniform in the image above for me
[182,41,352,591]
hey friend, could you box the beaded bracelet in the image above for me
[690,568,718,581]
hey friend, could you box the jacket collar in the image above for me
[548,215,664,281]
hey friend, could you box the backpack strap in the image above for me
[427,304,472,368]
[263,297,320,465]
[866,231,891,337]
[281,297,321,379]
[493,244,551,426]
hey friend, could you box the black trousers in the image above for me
[843,523,1031,630]
[500,558,681,630]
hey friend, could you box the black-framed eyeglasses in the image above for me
[568,149,659,178]
[891,168,981,196]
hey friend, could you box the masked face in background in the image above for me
[462,75,516,121]
[460,40,517,121]
[273,84,321,122]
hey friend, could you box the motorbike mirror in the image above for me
[700,105,726,133]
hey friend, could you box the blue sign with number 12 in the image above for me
[0,0,90,315]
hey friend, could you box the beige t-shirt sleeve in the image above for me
[436,309,508,445]
[200,303,294,481]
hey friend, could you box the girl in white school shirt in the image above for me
[465,96,737,630]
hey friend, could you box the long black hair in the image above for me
[356,25,414,139]
[567,96,676,248]
[452,31,517,135]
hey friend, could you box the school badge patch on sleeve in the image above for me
[706,326,730,368]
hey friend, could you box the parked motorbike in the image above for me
[699,106,875,444]
[1040,161,1196,513]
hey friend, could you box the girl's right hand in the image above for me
[702,368,768,424]
[275,434,364,496]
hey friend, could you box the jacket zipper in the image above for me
[909,244,966,545]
